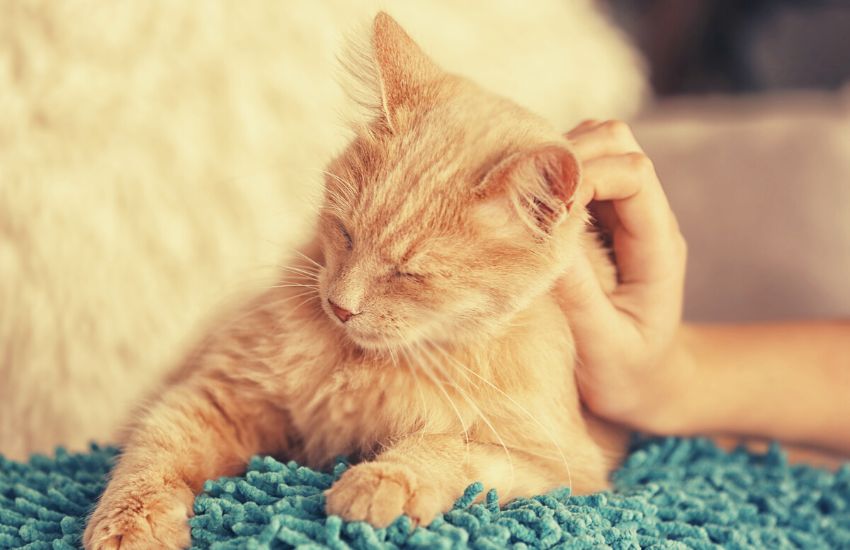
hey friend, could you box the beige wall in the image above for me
[635,88,850,322]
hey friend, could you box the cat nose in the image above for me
[328,299,356,323]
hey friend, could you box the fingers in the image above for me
[588,154,683,285]
[568,118,598,134]
[565,120,685,286]
[567,119,644,162]
[581,154,672,238]
[555,244,622,336]
[555,245,648,379]
[558,121,688,419]
[568,121,649,209]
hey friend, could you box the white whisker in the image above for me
[286,294,322,315]
[278,265,321,279]
[391,334,428,445]
[290,249,324,270]
[414,341,516,492]
[397,337,471,463]
[212,289,321,335]
[429,343,573,493]
[269,283,319,290]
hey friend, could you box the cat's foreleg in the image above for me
[325,434,565,527]
[83,375,288,550]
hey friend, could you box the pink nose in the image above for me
[328,300,355,323]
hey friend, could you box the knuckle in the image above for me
[623,151,654,174]
[567,119,600,139]
[601,119,632,140]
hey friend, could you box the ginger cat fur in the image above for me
[84,13,624,549]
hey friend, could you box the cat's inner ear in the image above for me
[369,12,441,130]
[475,145,581,234]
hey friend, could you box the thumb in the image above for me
[555,245,621,349]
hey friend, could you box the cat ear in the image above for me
[475,145,581,234]
[370,12,441,130]
[339,12,441,132]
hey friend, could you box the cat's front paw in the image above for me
[83,482,194,550]
[325,461,446,527]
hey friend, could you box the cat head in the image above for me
[317,12,586,350]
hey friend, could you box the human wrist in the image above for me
[627,324,704,435]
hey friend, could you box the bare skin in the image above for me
[558,120,850,456]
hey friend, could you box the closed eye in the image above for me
[338,222,353,249]
[395,269,426,282]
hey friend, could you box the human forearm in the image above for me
[643,322,850,454]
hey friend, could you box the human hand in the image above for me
[558,120,688,428]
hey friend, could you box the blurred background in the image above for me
[1,0,848,459]
[611,0,850,95]
[606,0,850,322]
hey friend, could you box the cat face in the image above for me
[315,13,583,350]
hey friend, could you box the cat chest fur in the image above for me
[281,293,580,470]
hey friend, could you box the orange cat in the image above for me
[84,13,622,549]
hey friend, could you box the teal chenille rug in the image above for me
[1,438,849,549]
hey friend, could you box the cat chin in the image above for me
[342,324,439,353]
[344,329,409,351]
